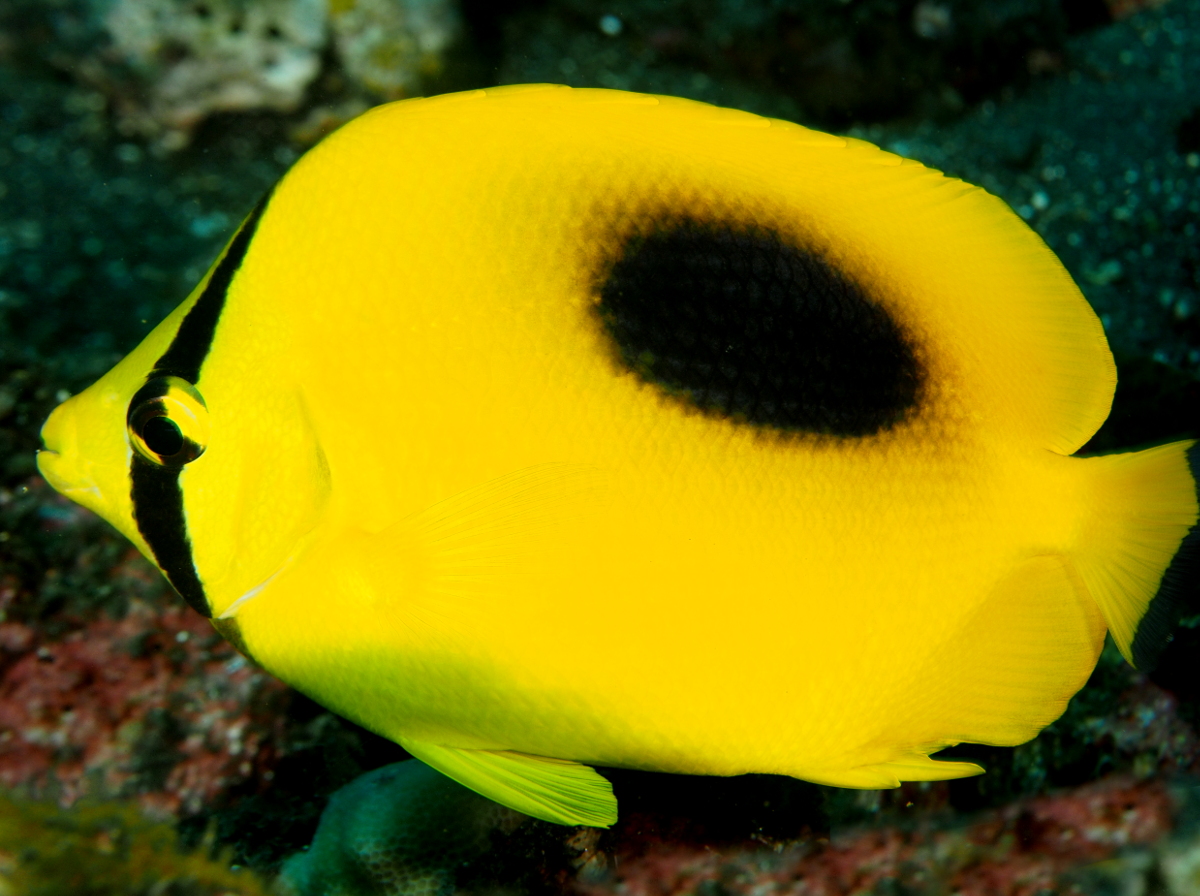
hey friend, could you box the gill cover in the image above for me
[40,195,330,619]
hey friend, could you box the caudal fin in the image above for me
[1075,440,1200,670]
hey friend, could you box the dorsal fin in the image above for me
[353,85,1115,455]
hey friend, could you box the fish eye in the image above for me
[127,376,210,467]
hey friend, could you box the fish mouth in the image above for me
[35,446,69,490]
[37,400,98,497]
[36,447,60,472]
[35,447,64,488]
[37,403,72,487]
[36,430,103,505]
[37,450,102,503]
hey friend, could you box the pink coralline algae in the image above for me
[0,592,288,816]
[579,777,1178,896]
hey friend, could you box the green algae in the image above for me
[0,792,273,895]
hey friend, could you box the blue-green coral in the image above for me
[277,761,525,896]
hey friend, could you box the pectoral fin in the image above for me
[399,739,618,828]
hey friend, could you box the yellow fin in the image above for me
[403,462,606,568]
[925,554,1107,744]
[824,754,984,789]
[839,553,1105,785]
[398,740,617,828]
[923,554,1105,743]
[339,462,607,623]
[1074,440,1200,669]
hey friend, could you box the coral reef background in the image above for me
[0,0,1198,893]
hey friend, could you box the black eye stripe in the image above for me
[131,456,209,614]
[129,378,172,406]
[129,192,271,617]
[151,194,270,383]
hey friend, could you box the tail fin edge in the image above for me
[1130,441,1200,670]
[1076,440,1199,670]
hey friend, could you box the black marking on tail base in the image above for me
[596,218,923,437]
[130,194,271,618]
[1131,440,1200,671]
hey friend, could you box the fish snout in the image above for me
[36,384,148,554]
[36,396,96,497]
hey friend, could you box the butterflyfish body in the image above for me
[38,86,1200,828]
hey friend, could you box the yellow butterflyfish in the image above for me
[37,85,1199,828]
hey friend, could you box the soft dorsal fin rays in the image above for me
[398,739,618,828]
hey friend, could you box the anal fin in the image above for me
[817,554,1105,791]
[822,754,984,789]
[399,739,617,828]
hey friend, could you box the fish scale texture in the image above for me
[36,85,1200,825]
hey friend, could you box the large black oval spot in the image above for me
[597,219,923,437]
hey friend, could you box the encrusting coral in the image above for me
[0,478,290,817]
[276,760,526,896]
[328,0,458,100]
[79,0,459,148]
[577,776,1200,896]
[100,0,327,149]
